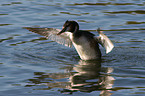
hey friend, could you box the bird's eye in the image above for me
[66,23,70,26]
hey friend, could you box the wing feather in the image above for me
[95,29,114,54]
[23,27,72,47]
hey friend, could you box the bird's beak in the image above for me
[57,26,67,35]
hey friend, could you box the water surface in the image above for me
[0,0,145,96]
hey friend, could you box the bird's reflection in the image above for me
[26,60,115,95]
[69,60,102,91]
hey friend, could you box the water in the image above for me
[0,0,145,96]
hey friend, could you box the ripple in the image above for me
[9,37,48,46]
[77,20,94,23]
[60,12,81,16]
[127,40,144,42]
[85,28,145,32]
[105,10,145,14]
[126,21,145,25]
[67,2,144,6]
[0,24,13,26]
[0,14,8,15]
[112,87,133,91]
[0,37,13,43]
[50,14,60,16]
[1,2,22,6]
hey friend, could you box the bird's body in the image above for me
[24,20,114,60]
[68,30,101,60]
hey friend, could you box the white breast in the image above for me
[69,33,99,60]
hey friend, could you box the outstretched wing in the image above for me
[95,28,114,54]
[23,27,73,47]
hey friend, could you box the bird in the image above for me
[24,20,114,61]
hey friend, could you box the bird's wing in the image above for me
[95,29,114,54]
[23,27,73,47]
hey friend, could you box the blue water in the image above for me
[0,0,145,96]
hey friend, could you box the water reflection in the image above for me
[26,60,115,95]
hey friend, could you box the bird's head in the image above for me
[57,20,79,35]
